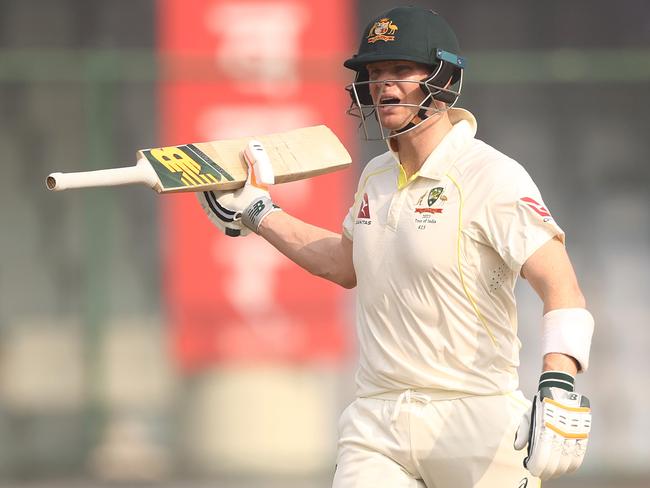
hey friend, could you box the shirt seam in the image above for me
[447,172,499,349]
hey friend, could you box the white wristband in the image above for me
[541,308,594,372]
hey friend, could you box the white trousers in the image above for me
[333,390,539,488]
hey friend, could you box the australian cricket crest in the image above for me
[414,186,446,229]
[427,187,443,206]
[367,17,398,43]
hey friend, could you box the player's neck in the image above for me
[392,112,454,179]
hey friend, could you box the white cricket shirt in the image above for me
[343,108,564,398]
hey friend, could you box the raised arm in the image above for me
[258,212,356,289]
[196,142,356,290]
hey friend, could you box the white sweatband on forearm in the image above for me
[541,308,595,372]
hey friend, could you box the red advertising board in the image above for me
[157,0,355,371]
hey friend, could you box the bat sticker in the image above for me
[143,144,234,188]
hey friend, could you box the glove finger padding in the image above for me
[197,190,251,237]
[515,387,591,480]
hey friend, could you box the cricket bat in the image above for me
[46,125,351,193]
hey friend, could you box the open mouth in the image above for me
[379,97,400,105]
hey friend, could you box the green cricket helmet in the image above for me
[344,6,466,139]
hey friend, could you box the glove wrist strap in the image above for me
[242,196,280,233]
[538,370,575,392]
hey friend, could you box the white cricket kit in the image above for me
[343,108,564,398]
[336,108,563,487]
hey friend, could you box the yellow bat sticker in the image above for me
[143,144,234,189]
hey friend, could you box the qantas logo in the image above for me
[357,193,371,219]
[521,196,551,218]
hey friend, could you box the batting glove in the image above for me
[197,140,281,237]
[514,371,592,480]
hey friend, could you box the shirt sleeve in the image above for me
[479,165,565,274]
[342,186,360,240]
[342,154,392,241]
[342,170,366,241]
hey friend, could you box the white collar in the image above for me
[387,108,478,181]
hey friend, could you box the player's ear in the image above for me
[421,60,460,104]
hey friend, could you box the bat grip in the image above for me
[46,159,158,191]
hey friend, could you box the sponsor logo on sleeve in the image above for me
[520,196,553,221]
[355,193,372,225]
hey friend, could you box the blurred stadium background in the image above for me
[0,0,648,487]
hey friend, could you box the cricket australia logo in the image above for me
[367,17,398,43]
[414,186,445,230]
[355,193,372,225]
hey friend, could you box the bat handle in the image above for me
[46,159,159,191]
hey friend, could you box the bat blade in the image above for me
[46,125,351,193]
